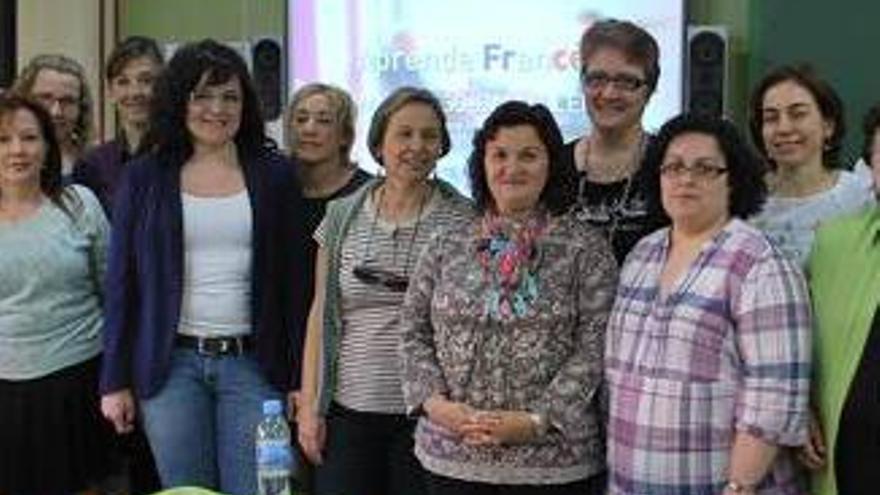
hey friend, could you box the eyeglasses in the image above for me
[33,93,79,111]
[580,70,647,92]
[660,161,728,181]
[352,265,409,293]
[189,90,243,109]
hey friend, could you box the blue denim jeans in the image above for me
[139,347,289,495]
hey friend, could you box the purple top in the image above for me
[72,139,130,217]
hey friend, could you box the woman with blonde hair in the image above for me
[286,83,370,233]
[14,54,94,177]
[286,83,371,330]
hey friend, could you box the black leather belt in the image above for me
[176,334,252,357]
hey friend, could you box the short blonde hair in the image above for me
[285,82,357,161]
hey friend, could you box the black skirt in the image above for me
[0,355,114,495]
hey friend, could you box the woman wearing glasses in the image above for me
[13,54,95,180]
[399,101,616,495]
[297,87,471,495]
[565,19,660,263]
[99,40,307,495]
[605,114,811,494]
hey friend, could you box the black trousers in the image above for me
[313,402,426,495]
[834,308,880,494]
[116,423,162,495]
[426,471,607,495]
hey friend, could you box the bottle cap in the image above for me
[263,399,283,416]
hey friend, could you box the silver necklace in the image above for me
[577,132,647,245]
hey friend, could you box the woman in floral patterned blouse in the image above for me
[400,100,618,495]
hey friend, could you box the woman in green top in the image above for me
[804,102,880,495]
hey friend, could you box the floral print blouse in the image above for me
[399,212,618,485]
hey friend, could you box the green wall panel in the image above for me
[122,0,284,41]
[750,0,880,165]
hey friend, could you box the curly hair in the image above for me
[13,54,94,153]
[468,100,576,216]
[748,64,845,170]
[644,113,768,226]
[139,39,269,166]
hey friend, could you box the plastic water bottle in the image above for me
[256,399,293,495]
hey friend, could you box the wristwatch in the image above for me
[406,403,425,419]
[724,480,756,493]
[527,412,548,437]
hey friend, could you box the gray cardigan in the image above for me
[315,177,472,415]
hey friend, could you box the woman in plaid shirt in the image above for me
[605,114,812,494]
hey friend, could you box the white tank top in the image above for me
[178,189,253,337]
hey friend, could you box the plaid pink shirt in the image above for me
[606,219,811,494]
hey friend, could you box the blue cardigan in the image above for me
[99,148,308,399]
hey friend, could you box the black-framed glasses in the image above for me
[33,92,80,111]
[659,161,728,181]
[352,264,410,293]
[580,69,647,92]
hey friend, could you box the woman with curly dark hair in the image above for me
[399,100,616,495]
[606,114,811,494]
[99,39,307,495]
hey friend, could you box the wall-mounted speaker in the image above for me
[0,0,15,88]
[252,38,284,121]
[686,25,728,118]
